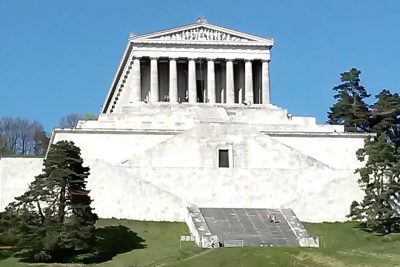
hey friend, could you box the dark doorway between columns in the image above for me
[158,58,170,102]
[252,60,262,104]
[196,60,207,103]
[140,58,150,102]
[234,61,245,104]
[177,60,188,102]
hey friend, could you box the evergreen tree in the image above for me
[351,134,400,233]
[0,141,97,261]
[370,89,400,145]
[328,68,370,132]
[349,89,400,234]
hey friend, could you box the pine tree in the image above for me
[351,133,400,234]
[348,88,400,234]
[328,68,370,132]
[370,89,400,145]
[1,141,97,261]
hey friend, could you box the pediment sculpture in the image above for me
[153,27,250,42]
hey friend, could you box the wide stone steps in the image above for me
[187,207,318,248]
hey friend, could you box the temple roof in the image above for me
[129,17,274,46]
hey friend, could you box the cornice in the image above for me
[129,39,273,47]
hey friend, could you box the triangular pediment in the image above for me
[132,21,273,45]
[144,26,255,42]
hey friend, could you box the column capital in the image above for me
[149,56,159,60]
[245,59,253,63]
[169,57,178,60]
[261,59,271,63]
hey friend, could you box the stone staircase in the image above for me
[187,207,319,248]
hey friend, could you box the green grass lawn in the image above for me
[1,219,400,267]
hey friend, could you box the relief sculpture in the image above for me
[156,27,249,42]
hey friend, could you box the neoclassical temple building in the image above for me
[1,19,369,240]
[103,17,272,112]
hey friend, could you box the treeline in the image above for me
[0,117,48,156]
[0,113,97,157]
[328,68,400,234]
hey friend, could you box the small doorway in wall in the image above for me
[218,149,230,168]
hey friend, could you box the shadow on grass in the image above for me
[351,221,399,237]
[43,225,146,264]
[3,225,145,264]
[81,225,146,264]
[352,221,370,231]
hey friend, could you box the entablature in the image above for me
[129,45,271,61]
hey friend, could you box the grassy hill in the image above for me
[1,219,400,266]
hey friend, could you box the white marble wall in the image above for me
[0,158,43,211]
[52,132,174,164]
[0,158,362,222]
[0,105,368,223]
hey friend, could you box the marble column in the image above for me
[238,88,243,104]
[188,59,197,103]
[245,60,253,103]
[129,58,141,102]
[226,59,234,104]
[262,60,270,104]
[207,59,215,103]
[169,58,178,103]
[150,57,159,102]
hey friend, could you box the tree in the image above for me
[370,89,400,145]
[33,130,50,156]
[0,141,97,261]
[59,114,81,128]
[0,116,19,153]
[328,68,370,132]
[81,113,98,121]
[349,89,400,234]
[350,134,400,233]
[59,113,97,128]
[0,117,49,156]
[0,135,14,156]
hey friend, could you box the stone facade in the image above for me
[0,19,369,222]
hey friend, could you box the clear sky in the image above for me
[0,0,399,131]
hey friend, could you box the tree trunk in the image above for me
[58,185,66,223]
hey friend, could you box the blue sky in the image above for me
[0,0,399,130]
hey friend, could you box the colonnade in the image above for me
[128,57,270,104]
